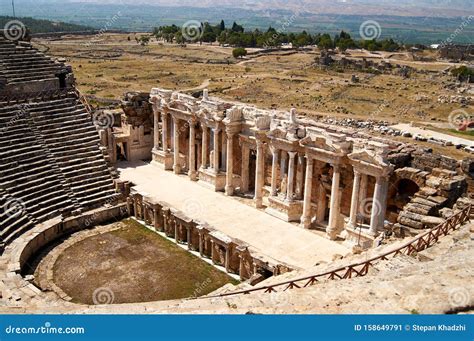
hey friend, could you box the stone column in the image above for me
[213,128,220,173]
[359,174,368,207]
[377,178,389,229]
[225,247,230,272]
[270,147,279,196]
[153,110,160,150]
[315,171,326,224]
[254,139,265,208]
[187,228,192,250]
[301,156,314,228]
[198,232,204,256]
[173,116,181,174]
[225,132,234,196]
[296,154,305,200]
[201,125,208,169]
[238,256,245,280]
[280,151,288,180]
[286,152,297,202]
[349,170,362,228]
[153,208,159,230]
[162,112,169,152]
[369,176,388,235]
[221,133,227,172]
[241,144,250,193]
[188,120,197,180]
[327,164,341,240]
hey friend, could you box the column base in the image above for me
[188,170,198,181]
[343,225,378,251]
[325,231,339,241]
[254,198,263,209]
[198,168,226,192]
[300,216,312,229]
[152,149,173,170]
[265,196,303,222]
[225,185,234,196]
[173,165,182,174]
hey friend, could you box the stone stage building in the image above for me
[103,88,469,249]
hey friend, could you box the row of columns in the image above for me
[153,110,389,238]
[269,148,305,202]
[349,170,388,235]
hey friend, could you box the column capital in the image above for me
[305,155,314,165]
[256,139,265,148]
[332,163,341,172]
[288,151,297,159]
[270,145,279,155]
[188,117,197,126]
[225,130,235,138]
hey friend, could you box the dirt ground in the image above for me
[52,219,238,304]
[36,34,472,122]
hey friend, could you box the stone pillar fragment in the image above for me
[270,147,279,196]
[201,125,208,169]
[188,120,197,180]
[153,110,160,150]
[241,144,250,193]
[327,164,341,240]
[173,117,180,174]
[301,156,314,228]
[225,132,234,196]
[254,139,265,208]
[286,152,297,202]
[349,170,362,228]
[213,128,220,173]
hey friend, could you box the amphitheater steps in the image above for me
[0,189,35,247]
[0,105,77,243]
[28,96,119,210]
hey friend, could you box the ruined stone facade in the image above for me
[102,87,469,250]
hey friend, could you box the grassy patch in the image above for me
[53,219,238,304]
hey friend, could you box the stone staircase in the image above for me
[0,95,118,247]
[0,38,67,85]
[396,168,467,232]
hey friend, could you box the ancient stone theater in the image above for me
[0,32,473,314]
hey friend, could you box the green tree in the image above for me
[233,47,247,58]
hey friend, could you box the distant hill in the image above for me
[0,16,94,34]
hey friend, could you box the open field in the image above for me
[52,219,238,304]
[36,33,473,154]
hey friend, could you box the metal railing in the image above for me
[205,204,472,298]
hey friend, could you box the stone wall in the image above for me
[125,189,293,282]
